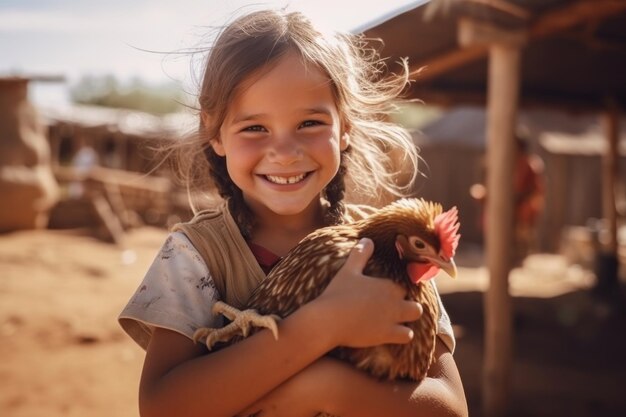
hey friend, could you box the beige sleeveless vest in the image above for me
[172,201,265,309]
[172,201,376,309]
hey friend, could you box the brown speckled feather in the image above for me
[240,198,450,383]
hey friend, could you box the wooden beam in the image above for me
[530,0,626,38]
[409,44,487,82]
[410,0,626,82]
[462,0,531,20]
[89,193,126,245]
[459,17,527,47]
[0,75,65,83]
[413,87,615,112]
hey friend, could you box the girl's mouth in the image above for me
[264,172,310,185]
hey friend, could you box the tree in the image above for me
[69,75,186,115]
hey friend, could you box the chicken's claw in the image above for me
[192,325,231,350]
[193,301,282,350]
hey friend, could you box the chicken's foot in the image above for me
[193,301,281,350]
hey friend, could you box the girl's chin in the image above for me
[248,197,320,218]
[265,202,314,216]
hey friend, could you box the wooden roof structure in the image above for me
[360,1,625,416]
[362,0,626,110]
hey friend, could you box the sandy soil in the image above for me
[0,227,164,417]
[1,227,625,417]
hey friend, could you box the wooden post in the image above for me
[602,102,619,254]
[459,18,526,417]
[550,154,568,252]
[483,42,521,417]
[596,101,620,293]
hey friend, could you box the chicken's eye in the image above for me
[409,237,426,250]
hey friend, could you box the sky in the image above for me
[0,0,426,105]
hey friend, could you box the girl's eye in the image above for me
[299,120,322,129]
[242,125,266,133]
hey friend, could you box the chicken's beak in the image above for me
[440,258,457,279]
[424,256,457,279]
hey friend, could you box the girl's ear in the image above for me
[340,120,351,151]
[211,138,226,156]
[202,112,226,156]
[340,131,350,151]
[201,112,211,130]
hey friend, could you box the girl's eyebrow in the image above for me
[230,113,266,124]
[305,107,333,116]
[232,107,333,124]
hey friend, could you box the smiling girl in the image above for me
[119,9,467,417]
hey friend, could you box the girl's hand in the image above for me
[312,238,423,348]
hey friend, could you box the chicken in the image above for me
[194,197,460,383]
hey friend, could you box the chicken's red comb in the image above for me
[434,206,460,259]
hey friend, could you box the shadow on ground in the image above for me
[442,286,626,417]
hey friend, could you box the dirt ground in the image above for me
[1,227,625,417]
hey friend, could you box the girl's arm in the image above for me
[240,337,467,417]
[139,239,423,417]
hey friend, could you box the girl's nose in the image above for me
[267,134,303,165]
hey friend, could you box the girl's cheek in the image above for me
[303,129,340,146]
[233,142,270,165]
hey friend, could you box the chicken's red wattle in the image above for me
[407,262,439,284]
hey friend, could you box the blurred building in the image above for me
[413,106,626,260]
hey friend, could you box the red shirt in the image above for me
[247,241,282,274]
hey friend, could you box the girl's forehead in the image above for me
[241,51,329,88]
[229,52,336,107]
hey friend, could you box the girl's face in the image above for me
[213,51,349,220]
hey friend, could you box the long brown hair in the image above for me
[170,9,419,237]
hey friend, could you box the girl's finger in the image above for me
[343,238,374,272]
[399,301,423,323]
[387,325,415,345]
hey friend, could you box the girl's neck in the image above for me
[248,199,327,257]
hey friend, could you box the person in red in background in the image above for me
[470,133,545,263]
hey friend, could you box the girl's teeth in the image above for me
[266,174,306,184]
